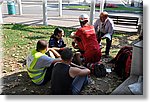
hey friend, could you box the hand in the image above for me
[70,32,75,38]
[47,48,52,51]
[60,47,69,51]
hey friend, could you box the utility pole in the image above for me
[90,0,95,25]
[43,0,48,25]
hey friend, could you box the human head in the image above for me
[54,27,64,40]
[99,12,108,22]
[79,14,89,27]
[36,40,48,53]
[61,48,73,64]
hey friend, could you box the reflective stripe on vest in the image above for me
[27,50,46,84]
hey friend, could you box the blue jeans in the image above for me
[72,76,89,95]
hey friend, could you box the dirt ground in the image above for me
[1,56,122,95]
[1,33,140,95]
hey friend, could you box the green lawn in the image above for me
[65,5,142,12]
[2,24,75,72]
[65,5,90,9]
[104,6,142,11]
[2,24,139,72]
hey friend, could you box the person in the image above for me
[94,11,114,57]
[51,48,91,95]
[48,27,66,55]
[70,14,101,65]
[26,40,61,85]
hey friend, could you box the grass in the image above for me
[2,24,139,72]
[65,5,90,9]
[104,6,142,11]
[2,24,75,72]
[65,5,142,12]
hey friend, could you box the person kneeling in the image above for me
[51,48,90,95]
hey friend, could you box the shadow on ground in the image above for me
[1,71,52,95]
[1,57,123,95]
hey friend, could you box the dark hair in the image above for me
[61,48,73,61]
[80,20,88,27]
[54,27,63,36]
[36,40,48,52]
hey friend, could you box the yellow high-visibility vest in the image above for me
[27,50,46,84]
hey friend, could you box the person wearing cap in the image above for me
[48,27,67,58]
[94,12,114,57]
[70,14,101,65]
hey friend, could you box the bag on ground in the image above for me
[113,46,133,80]
[88,63,106,78]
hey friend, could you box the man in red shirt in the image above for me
[70,14,101,65]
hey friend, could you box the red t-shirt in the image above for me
[75,25,99,51]
[75,25,101,63]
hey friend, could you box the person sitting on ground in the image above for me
[70,14,101,66]
[94,11,114,57]
[48,27,66,58]
[51,48,91,95]
[26,40,61,85]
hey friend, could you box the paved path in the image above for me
[1,3,142,32]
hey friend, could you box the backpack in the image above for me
[88,63,106,78]
[94,63,107,78]
[113,46,133,80]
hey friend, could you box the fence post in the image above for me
[43,0,48,25]
[58,0,62,17]
[0,0,3,24]
[17,0,22,15]
[100,0,105,13]
[90,0,95,25]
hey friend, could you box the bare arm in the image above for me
[69,67,90,78]
[50,47,65,51]
[70,62,86,69]
[47,48,61,58]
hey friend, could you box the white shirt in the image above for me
[94,17,114,36]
